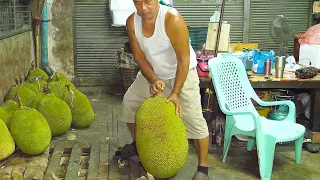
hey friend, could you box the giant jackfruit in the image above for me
[0,118,15,161]
[135,95,188,178]
[10,97,51,155]
[26,61,49,81]
[36,93,72,137]
[62,85,94,128]
[6,77,36,107]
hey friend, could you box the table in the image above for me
[199,70,320,132]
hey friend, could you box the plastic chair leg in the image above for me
[258,137,276,180]
[222,121,234,163]
[247,137,255,151]
[294,135,304,164]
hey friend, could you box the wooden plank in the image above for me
[43,141,66,179]
[87,143,100,180]
[107,108,113,143]
[98,143,109,180]
[109,100,123,180]
[112,104,119,146]
[98,105,112,180]
[65,143,82,180]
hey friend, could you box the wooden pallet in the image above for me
[44,141,104,180]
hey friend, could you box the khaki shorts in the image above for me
[120,68,209,140]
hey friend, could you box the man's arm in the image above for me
[126,14,158,84]
[165,9,190,95]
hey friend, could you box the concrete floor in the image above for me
[49,93,320,180]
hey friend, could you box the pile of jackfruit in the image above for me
[0,63,95,160]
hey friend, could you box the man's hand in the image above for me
[166,92,182,117]
[151,80,165,95]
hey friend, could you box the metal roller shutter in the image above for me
[74,0,128,85]
[249,0,311,54]
[174,0,244,44]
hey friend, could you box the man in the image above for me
[120,0,210,179]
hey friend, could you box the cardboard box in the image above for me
[205,22,230,52]
[299,44,320,68]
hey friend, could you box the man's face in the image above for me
[133,0,159,20]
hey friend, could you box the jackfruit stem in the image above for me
[49,68,57,80]
[16,94,24,108]
[35,77,41,90]
[156,90,163,97]
[20,75,25,85]
[66,82,71,91]
[44,83,52,95]
[14,77,20,86]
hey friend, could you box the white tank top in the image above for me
[134,4,197,80]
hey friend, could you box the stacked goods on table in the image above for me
[0,62,95,160]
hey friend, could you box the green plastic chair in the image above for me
[207,55,306,180]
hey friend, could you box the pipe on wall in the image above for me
[41,1,52,76]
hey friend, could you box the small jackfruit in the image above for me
[135,95,188,178]
[26,61,49,81]
[0,119,15,161]
[0,107,12,127]
[62,87,94,128]
[10,98,51,155]
[6,77,36,107]
[36,93,72,137]
[2,100,19,114]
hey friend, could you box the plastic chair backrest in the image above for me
[208,55,259,117]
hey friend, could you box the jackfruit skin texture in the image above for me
[31,93,48,109]
[2,100,19,114]
[10,107,51,155]
[63,89,94,128]
[0,119,15,161]
[22,83,39,94]
[0,107,12,127]
[135,95,188,178]
[25,78,47,93]
[48,81,73,99]
[26,68,49,81]
[36,94,72,137]
[6,85,36,107]
[48,72,69,82]
[47,72,76,90]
